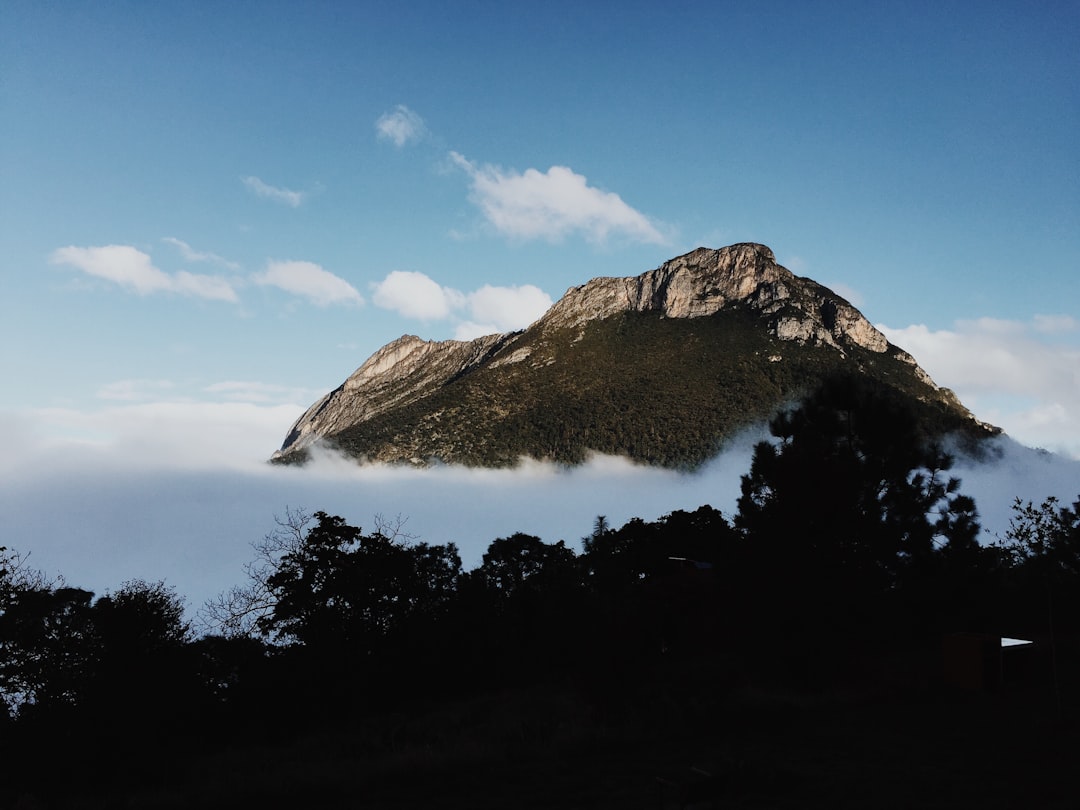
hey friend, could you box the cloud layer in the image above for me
[450,152,667,245]
[5,400,1077,624]
[0,403,758,615]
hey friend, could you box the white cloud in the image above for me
[467,284,552,332]
[162,237,240,270]
[174,270,240,301]
[880,317,1080,459]
[372,270,552,334]
[254,260,364,307]
[52,244,171,294]
[453,321,500,340]
[375,105,427,147]
[449,151,668,245]
[51,245,238,302]
[371,270,465,320]
[241,176,306,207]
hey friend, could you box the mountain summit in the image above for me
[274,243,995,467]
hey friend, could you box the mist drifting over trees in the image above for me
[3,376,1078,807]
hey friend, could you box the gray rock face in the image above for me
[276,332,514,456]
[541,244,787,328]
[274,243,956,460]
[539,244,890,354]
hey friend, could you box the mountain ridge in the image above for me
[274,243,995,467]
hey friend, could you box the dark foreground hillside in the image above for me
[4,640,1078,809]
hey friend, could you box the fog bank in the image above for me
[2,429,1075,620]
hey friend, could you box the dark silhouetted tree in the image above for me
[207,510,461,660]
[83,580,195,727]
[93,579,191,652]
[475,533,578,599]
[0,550,95,715]
[201,506,314,638]
[583,506,736,594]
[734,374,983,655]
[1001,495,1080,581]
[999,495,1080,710]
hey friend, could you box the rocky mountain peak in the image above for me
[273,243,990,466]
[538,242,888,355]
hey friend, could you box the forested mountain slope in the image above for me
[274,243,996,467]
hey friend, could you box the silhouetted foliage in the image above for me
[475,532,579,598]
[0,583,95,713]
[83,580,195,723]
[996,496,1080,644]
[4,439,1079,806]
[1001,496,1080,579]
[244,511,463,659]
[200,506,313,638]
[0,578,193,717]
[744,377,982,570]
[729,374,998,677]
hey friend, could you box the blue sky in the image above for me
[1,1,1078,608]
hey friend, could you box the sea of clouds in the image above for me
[3,403,1078,624]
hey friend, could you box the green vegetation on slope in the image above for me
[325,308,987,468]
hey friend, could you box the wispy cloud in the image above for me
[371,270,552,336]
[241,176,307,207]
[173,271,239,301]
[375,105,427,147]
[253,260,363,307]
[51,245,238,302]
[162,237,240,270]
[880,316,1080,459]
[449,151,668,245]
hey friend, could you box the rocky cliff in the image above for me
[534,243,891,352]
[274,243,991,467]
[278,331,515,455]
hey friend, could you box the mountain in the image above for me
[273,243,997,468]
